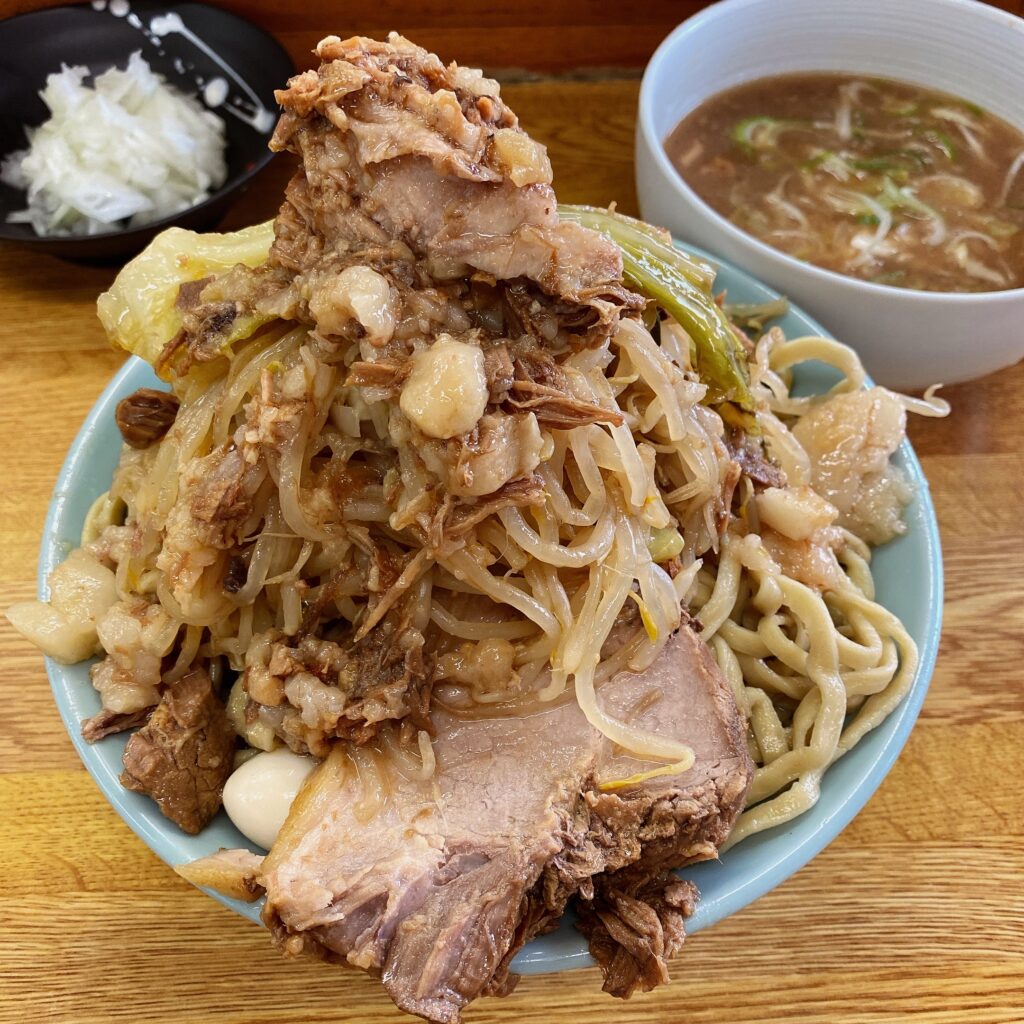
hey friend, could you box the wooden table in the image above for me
[1,76,1022,1024]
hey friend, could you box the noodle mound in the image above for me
[8,33,948,849]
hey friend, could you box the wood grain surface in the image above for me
[2,0,1023,71]
[1,76,1023,1024]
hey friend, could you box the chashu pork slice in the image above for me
[261,625,753,1023]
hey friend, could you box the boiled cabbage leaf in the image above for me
[96,220,275,372]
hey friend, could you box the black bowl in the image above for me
[0,1,294,261]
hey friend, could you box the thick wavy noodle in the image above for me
[694,332,944,843]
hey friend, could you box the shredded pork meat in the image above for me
[244,608,429,756]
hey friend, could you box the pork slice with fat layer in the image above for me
[261,625,753,1023]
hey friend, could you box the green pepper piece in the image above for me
[559,205,754,410]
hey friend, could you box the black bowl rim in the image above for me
[0,1,295,246]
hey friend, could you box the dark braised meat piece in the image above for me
[174,276,214,312]
[120,668,235,835]
[115,388,180,448]
[576,874,698,997]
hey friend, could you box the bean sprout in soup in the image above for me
[666,73,1024,292]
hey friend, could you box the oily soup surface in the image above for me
[666,72,1024,292]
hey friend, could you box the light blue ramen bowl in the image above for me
[39,246,943,973]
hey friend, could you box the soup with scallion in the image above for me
[666,73,1024,292]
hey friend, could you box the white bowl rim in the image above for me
[638,0,1024,303]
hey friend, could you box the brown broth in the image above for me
[666,73,1024,292]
